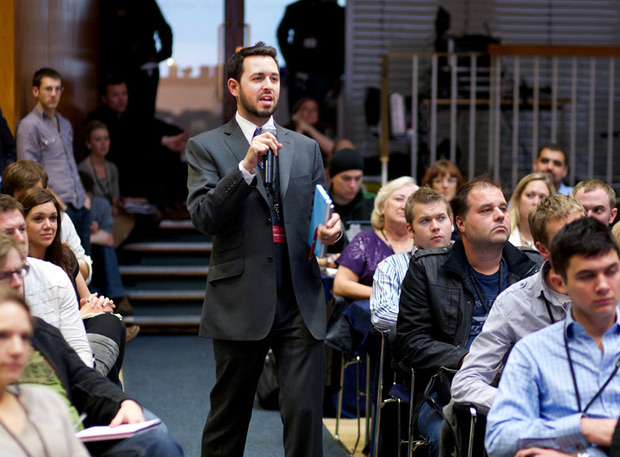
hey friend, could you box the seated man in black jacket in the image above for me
[395,175,542,457]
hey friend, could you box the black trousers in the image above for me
[201,297,325,457]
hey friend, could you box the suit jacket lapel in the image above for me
[277,125,292,200]
[223,118,269,203]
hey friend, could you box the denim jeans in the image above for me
[65,204,91,256]
[418,393,444,457]
[91,245,127,299]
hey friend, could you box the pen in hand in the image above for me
[74,412,88,430]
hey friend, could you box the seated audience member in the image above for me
[18,189,126,381]
[421,159,465,241]
[16,68,91,254]
[395,176,542,457]
[0,197,93,367]
[573,178,618,226]
[0,200,94,367]
[333,176,418,300]
[486,217,620,457]
[0,287,90,457]
[332,138,355,154]
[370,187,453,332]
[327,148,375,253]
[78,121,161,247]
[613,221,620,245]
[368,187,453,457]
[23,318,184,456]
[532,143,573,196]
[0,106,16,177]
[421,159,465,203]
[286,97,335,164]
[79,170,136,321]
[507,173,554,248]
[85,76,189,219]
[451,195,586,411]
[2,159,93,283]
[79,121,120,205]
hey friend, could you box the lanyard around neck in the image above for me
[563,325,620,414]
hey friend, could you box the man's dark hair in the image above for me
[2,160,49,197]
[452,175,503,222]
[0,195,24,217]
[226,42,278,82]
[550,217,620,280]
[537,143,567,163]
[33,68,62,87]
[100,75,128,96]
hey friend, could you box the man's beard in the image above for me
[239,89,278,119]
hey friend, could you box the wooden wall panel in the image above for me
[14,0,99,154]
[0,0,16,132]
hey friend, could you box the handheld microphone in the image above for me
[262,127,277,187]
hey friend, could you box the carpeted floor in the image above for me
[123,335,344,457]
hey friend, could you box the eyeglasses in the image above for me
[0,265,30,283]
[40,86,64,94]
[432,176,458,185]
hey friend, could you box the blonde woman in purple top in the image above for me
[334,176,418,300]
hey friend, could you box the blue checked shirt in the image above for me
[16,107,85,208]
[370,248,416,332]
[485,306,620,457]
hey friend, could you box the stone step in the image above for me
[129,315,200,333]
[122,241,213,253]
[158,219,196,230]
[126,290,205,301]
[120,265,209,277]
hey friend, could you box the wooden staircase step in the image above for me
[130,315,200,333]
[122,241,212,253]
[127,290,205,301]
[159,220,196,230]
[120,265,209,277]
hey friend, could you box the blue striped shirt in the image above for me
[370,249,416,332]
[486,306,620,457]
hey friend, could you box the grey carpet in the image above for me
[123,335,344,457]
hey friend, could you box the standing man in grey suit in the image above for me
[186,42,341,457]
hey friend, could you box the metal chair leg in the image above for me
[334,354,362,457]
[371,332,386,457]
[466,406,477,457]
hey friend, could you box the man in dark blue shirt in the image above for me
[396,175,542,457]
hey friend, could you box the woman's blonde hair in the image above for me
[370,176,418,230]
[508,172,555,233]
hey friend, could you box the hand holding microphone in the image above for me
[262,127,277,186]
[241,127,282,177]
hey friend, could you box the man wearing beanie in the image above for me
[328,148,375,252]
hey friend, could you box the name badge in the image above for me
[273,226,287,244]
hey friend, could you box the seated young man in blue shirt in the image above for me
[486,217,620,457]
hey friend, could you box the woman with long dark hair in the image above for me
[19,188,125,383]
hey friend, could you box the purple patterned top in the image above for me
[336,231,393,286]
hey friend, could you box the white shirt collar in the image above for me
[235,112,276,144]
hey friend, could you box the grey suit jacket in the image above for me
[186,118,327,341]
